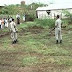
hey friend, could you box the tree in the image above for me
[0,5,20,15]
[62,10,72,24]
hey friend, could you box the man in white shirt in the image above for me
[23,14,25,22]
[5,18,8,27]
[55,15,62,44]
[16,14,20,24]
[10,18,18,44]
[0,19,2,29]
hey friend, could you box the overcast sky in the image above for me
[0,0,72,5]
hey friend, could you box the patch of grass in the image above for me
[34,18,55,28]
[0,22,72,72]
[54,56,72,66]
[0,28,9,33]
[37,45,70,56]
[39,56,72,66]
[22,56,38,66]
[17,22,36,29]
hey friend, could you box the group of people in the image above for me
[0,18,9,29]
[0,16,18,44]
[0,16,15,29]
[10,14,25,44]
[0,13,26,44]
[0,14,62,44]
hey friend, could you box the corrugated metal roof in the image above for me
[36,7,47,11]
[36,4,72,11]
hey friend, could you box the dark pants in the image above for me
[0,25,1,29]
[17,18,20,24]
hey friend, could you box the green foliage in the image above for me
[25,14,36,21]
[62,19,69,26]
[34,19,55,28]
[20,3,45,18]
[62,10,72,24]
[29,3,45,10]
[1,8,8,14]
[0,5,20,15]
[63,10,71,17]
[0,3,46,16]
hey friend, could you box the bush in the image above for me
[34,18,55,28]
[62,10,72,24]
[25,14,36,21]
[62,19,69,26]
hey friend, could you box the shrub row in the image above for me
[34,19,55,28]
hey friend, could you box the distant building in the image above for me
[36,4,72,19]
[0,4,4,8]
[21,1,25,5]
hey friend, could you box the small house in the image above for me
[36,4,72,19]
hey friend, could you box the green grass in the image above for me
[18,22,36,29]
[22,56,38,66]
[0,22,72,72]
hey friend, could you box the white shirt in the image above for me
[0,20,2,25]
[16,14,20,18]
[10,21,16,32]
[23,15,25,21]
[9,18,12,22]
[55,18,62,30]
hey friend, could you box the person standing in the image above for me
[9,17,12,23]
[1,18,4,29]
[0,19,2,29]
[23,14,25,22]
[3,18,6,26]
[5,18,8,27]
[16,14,20,24]
[55,15,62,44]
[10,18,18,44]
[8,17,13,31]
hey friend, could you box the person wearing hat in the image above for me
[55,15,62,44]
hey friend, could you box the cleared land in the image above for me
[0,22,72,72]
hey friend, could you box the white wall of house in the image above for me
[37,10,62,19]
[37,9,72,19]
[51,10,62,18]
[37,11,48,19]
[36,4,72,19]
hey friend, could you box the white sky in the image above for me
[0,0,72,5]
